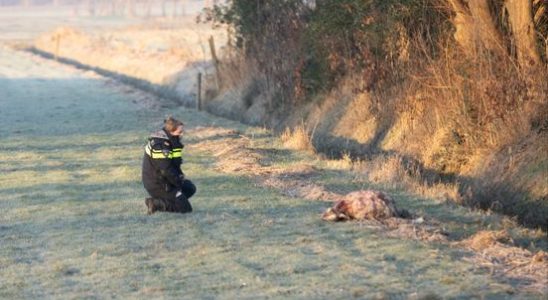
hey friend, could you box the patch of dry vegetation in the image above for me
[457,230,548,292]
[201,0,547,231]
[191,127,451,245]
[280,125,316,154]
[33,18,225,106]
[282,48,547,228]
[191,127,548,290]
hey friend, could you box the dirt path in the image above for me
[0,47,546,299]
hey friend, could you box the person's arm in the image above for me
[155,159,183,189]
[149,141,183,189]
[176,144,185,179]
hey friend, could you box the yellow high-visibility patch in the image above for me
[145,145,183,159]
[171,148,183,158]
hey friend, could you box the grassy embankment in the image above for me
[199,1,548,231]
[1,46,546,298]
[30,4,548,231]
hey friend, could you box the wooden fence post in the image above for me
[208,35,221,89]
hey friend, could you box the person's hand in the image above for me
[176,190,182,198]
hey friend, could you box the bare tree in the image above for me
[143,0,154,17]
[446,0,543,67]
[506,0,541,66]
[127,0,137,17]
[446,0,503,55]
[160,0,180,18]
[162,0,167,16]
[87,0,96,16]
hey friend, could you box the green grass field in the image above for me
[0,47,545,299]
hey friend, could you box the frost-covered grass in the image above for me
[0,48,544,299]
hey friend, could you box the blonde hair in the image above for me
[164,116,184,133]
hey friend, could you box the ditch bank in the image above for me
[26,25,548,231]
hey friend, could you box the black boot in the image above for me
[145,197,155,215]
[169,193,192,213]
[145,197,168,214]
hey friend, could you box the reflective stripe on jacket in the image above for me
[145,143,183,159]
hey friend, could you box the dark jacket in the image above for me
[142,128,185,192]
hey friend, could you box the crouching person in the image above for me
[142,116,196,214]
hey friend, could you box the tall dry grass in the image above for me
[208,23,547,229]
[394,37,547,228]
[280,125,316,154]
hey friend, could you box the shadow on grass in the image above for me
[1,163,537,297]
[0,138,138,153]
[25,47,194,108]
[0,158,139,173]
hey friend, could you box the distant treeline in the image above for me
[0,0,219,8]
[0,0,78,5]
[1,0,221,17]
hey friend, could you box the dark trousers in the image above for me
[146,180,196,213]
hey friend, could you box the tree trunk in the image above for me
[447,0,479,54]
[447,0,504,56]
[128,0,136,17]
[110,1,116,16]
[87,0,96,16]
[145,0,152,17]
[468,0,504,53]
[173,0,178,17]
[534,0,546,25]
[506,0,541,66]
